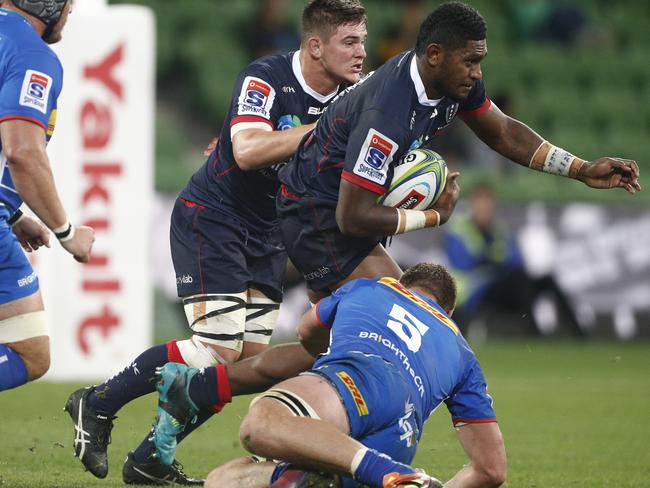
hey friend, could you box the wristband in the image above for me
[7,209,24,225]
[529,141,586,178]
[53,221,75,241]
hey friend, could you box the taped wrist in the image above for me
[53,220,75,242]
[529,141,586,178]
[394,208,439,235]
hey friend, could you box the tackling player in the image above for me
[0,0,95,392]
[64,0,367,484]
[146,1,640,474]
[159,264,506,488]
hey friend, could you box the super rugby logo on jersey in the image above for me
[238,76,276,119]
[353,129,398,185]
[19,70,53,114]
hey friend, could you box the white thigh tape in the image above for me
[176,337,225,368]
[244,297,280,345]
[183,292,247,351]
[0,311,48,343]
[250,388,321,419]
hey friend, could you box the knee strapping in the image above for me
[183,292,247,352]
[244,297,280,345]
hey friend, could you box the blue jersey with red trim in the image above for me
[0,9,62,216]
[314,277,496,426]
[180,51,342,230]
[278,50,489,225]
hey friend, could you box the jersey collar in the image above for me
[292,51,339,104]
[410,54,442,107]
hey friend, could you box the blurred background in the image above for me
[109,0,650,344]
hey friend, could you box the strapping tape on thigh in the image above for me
[183,293,247,350]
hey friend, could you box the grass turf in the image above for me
[0,341,648,487]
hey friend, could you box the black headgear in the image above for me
[10,0,68,32]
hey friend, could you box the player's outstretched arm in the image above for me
[461,103,641,194]
[445,423,506,488]
[231,122,316,171]
[296,305,331,357]
[1,119,95,262]
[336,173,459,238]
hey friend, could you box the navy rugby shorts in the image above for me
[170,197,286,302]
[276,191,380,292]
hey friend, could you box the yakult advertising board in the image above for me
[35,1,155,380]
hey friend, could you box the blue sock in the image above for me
[131,409,213,463]
[353,449,416,487]
[0,344,28,391]
[88,344,169,416]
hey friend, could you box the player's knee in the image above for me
[239,401,276,454]
[182,292,247,360]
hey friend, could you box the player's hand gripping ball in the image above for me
[378,148,448,210]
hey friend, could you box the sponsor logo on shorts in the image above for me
[19,70,53,114]
[359,331,425,397]
[237,76,276,119]
[336,371,369,416]
[353,129,397,186]
[303,266,330,282]
[398,399,418,448]
[176,274,194,285]
[17,272,37,288]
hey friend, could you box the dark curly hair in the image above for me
[302,0,367,43]
[399,263,457,313]
[415,1,487,55]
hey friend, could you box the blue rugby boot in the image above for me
[153,363,199,465]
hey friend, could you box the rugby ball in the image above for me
[378,148,447,210]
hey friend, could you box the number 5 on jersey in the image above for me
[386,304,429,352]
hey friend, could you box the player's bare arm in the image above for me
[461,103,641,194]
[232,123,317,171]
[296,306,330,357]
[11,214,50,252]
[445,422,507,488]
[1,119,95,262]
[336,172,460,237]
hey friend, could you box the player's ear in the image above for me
[425,43,443,67]
[307,36,323,59]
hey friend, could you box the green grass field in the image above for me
[1,341,649,487]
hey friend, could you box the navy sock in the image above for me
[0,344,28,391]
[88,343,169,416]
[132,409,213,463]
[187,367,220,408]
[354,448,416,487]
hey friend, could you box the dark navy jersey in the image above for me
[181,51,341,229]
[0,9,62,216]
[315,277,496,427]
[278,50,490,228]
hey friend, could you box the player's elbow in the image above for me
[232,143,258,171]
[3,141,44,170]
[335,205,367,237]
